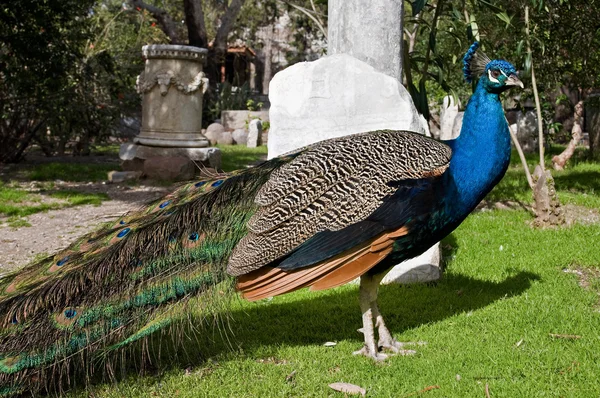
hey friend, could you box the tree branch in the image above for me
[213,0,246,58]
[130,0,181,44]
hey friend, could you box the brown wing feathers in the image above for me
[227,130,451,278]
[237,226,409,301]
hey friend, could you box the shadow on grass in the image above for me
[61,269,540,396]
[219,270,541,352]
[554,170,600,193]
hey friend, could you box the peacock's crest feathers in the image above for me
[462,42,492,83]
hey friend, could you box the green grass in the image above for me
[26,163,117,182]
[217,144,268,172]
[487,146,600,208]
[0,182,109,221]
[48,190,109,207]
[66,149,600,397]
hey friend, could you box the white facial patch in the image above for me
[488,69,500,84]
[500,69,509,78]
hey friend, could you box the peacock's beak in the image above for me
[505,74,524,88]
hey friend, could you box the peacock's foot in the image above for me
[378,338,417,355]
[353,345,388,361]
[379,339,427,355]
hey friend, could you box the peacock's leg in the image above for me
[353,273,419,360]
[372,301,417,356]
[353,273,388,361]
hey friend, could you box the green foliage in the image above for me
[0,0,168,162]
[205,82,253,125]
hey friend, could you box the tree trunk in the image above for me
[587,98,600,157]
[261,38,273,95]
[212,0,246,83]
[532,165,565,227]
[552,99,584,170]
[183,0,208,48]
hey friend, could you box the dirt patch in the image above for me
[563,265,600,310]
[0,182,170,272]
[477,200,600,226]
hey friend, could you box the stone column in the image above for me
[328,0,403,83]
[119,44,221,180]
[135,44,209,148]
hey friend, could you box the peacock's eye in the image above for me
[491,69,501,79]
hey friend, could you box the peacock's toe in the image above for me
[353,345,388,361]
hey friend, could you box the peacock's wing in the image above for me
[228,130,452,297]
[0,161,285,394]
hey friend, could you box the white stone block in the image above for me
[247,119,263,148]
[119,143,138,160]
[267,54,424,158]
[439,95,459,141]
[381,243,441,284]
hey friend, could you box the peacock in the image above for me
[0,42,522,395]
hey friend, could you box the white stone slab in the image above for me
[267,54,425,158]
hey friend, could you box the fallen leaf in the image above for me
[515,339,524,347]
[549,333,581,340]
[399,385,440,398]
[456,374,461,381]
[485,383,491,398]
[324,341,337,347]
[329,382,366,396]
[286,370,296,383]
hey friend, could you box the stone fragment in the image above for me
[381,244,441,284]
[439,95,460,140]
[143,156,196,181]
[222,110,269,130]
[232,129,248,145]
[516,110,538,153]
[205,123,225,145]
[119,143,138,160]
[121,158,145,172]
[107,171,142,183]
[217,130,233,145]
[247,119,262,148]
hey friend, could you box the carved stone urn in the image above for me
[135,44,209,148]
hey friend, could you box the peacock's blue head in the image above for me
[463,42,523,93]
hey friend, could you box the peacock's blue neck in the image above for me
[442,79,511,219]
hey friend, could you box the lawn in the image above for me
[0,181,110,228]
[62,147,600,397]
[0,145,268,228]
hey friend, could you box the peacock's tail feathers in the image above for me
[0,158,285,394]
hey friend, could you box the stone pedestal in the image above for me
[119,45,221,179]
[136,44,209,147]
